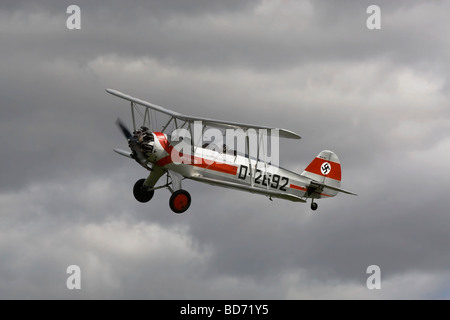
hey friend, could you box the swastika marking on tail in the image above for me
[321,162,331,175]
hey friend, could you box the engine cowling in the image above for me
[130,126,155,160]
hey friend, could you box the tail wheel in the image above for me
[311,202,318,211]
[169,190,191,214]
[133,179,155,203]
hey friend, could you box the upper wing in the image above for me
[106,89,301,140]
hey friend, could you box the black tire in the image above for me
[133,179,154,203]
[311,202,318,211]
[169,190,191,214]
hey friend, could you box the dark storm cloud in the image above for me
[0,0,257,16]
[3,0,447,72]
[0,0,449,299]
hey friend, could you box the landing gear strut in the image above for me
[169,190,191,214]
[311,201,318,211]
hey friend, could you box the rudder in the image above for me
[301,150,342,189]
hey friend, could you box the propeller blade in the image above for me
[132,142,147,164]
[116,118,133,140]
[115,118,147,164]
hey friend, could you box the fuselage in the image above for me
[147,132,337,201]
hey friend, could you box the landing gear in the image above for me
[133,171,192,214]
[133,179,155,203]
[311,201,318,211]
[169,190,191,214]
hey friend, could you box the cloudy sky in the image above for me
[1,0,450,299]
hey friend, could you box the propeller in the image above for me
[116,118,133,140]
[115,118,147,164]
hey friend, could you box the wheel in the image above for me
[133,179,154,203]
[169,190,191,214]
[311,202,318,211]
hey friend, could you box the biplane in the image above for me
[107,89,357,213]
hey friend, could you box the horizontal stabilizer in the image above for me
[311,181,357,196]
[190,175,307,202]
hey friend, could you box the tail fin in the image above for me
[301,150,357,197]
[301,150,342,187]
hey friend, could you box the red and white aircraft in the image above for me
[107,89,357,213]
